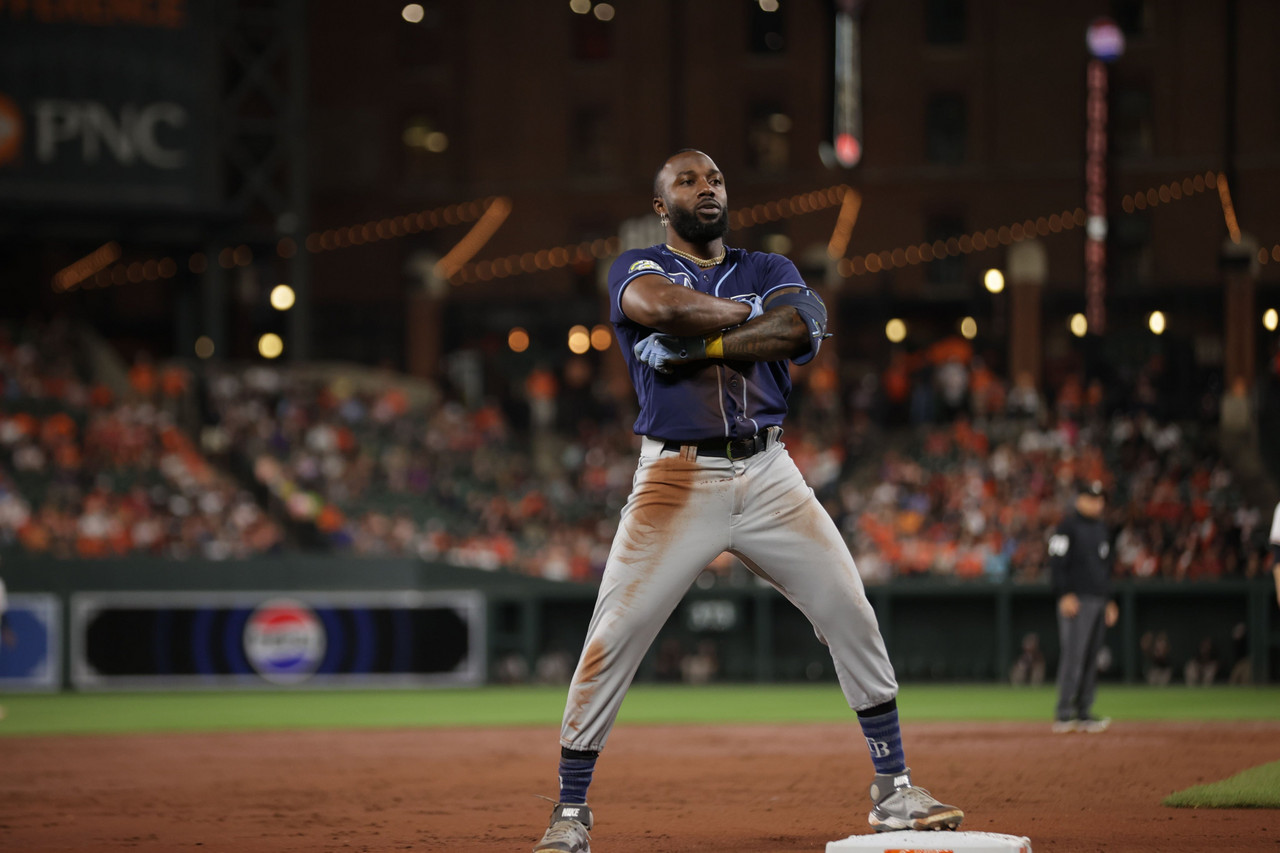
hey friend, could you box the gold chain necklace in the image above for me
[665,244,726,268]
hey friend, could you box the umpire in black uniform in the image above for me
[1048,479,1118,733]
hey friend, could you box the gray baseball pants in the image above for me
[1055,593,1108,720]
[560,436,898,752]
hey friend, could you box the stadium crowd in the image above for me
[2,318,1277,588]
[0,321,283,560]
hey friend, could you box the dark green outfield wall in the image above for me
[4,557,1275,688]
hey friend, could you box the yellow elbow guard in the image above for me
[705,334,724,359]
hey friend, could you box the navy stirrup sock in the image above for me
[558,747,599,805]
[856,699,907,776]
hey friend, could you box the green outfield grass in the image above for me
[1,683,1277,737]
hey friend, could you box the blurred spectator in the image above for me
[881,350,912,426]
[1227,623,1251,685]
[968,357,1005,421]
[1182,636,1219,686]
[1140,630,1173,685]
[1218,375,1252,435]
[654,638,684,682]
[1006,371,1044,420]
[128,351,158,400]
[1009,632,1045,687]
[680,639,719,685]
[536,649,573,684]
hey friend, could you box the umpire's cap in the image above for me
[1076,479,1105,498]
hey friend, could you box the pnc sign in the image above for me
[0,5,215,212]
[0,92,189,171]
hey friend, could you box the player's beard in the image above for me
[668,202,729,245]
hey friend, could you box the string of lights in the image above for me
[52,196,504,292]
[451,184,855,284]
[826,186,862,260]
[51,242,123,292]
[1254,244,1280,266]
[52,171,1252,295]
[838,171,1226,277]
[300,196,500,256]
[434,197,513,280]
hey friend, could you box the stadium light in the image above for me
[1264,308,1278,332]
[590,324,613,351]
[401,4,424,23]
[258,333,285,359]
[885,318,906,343]
[1069,313,1089,338]
[568,325,591,354]
[508,327,530,353]
[983,268,1005,293]
[194,336,215,359]
[270,284,296,311]
[1148,311,1166,335]
[829,1,863,168]
[960,317,977,340]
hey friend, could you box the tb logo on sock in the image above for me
[866,738,891,758]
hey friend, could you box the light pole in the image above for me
[1083,18,1124,337]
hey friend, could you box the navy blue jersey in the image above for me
[608,244,815,441]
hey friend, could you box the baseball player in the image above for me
[532,149,963,853]
[1048,479,1118,734]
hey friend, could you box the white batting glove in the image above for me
[732,293,765,323]
[632,333,707,374]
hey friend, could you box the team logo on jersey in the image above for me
[669,271,694,289]
[629,259,662,273]
[243,599,326,684]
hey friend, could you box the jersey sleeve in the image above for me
[758,253,824,365]
[758,253,808,301]
[608,250,673,326]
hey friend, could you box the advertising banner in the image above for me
[70,590,486,689]
[0,0,217,213]
[0,593,61,691]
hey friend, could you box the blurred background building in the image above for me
[3,0,1278,396]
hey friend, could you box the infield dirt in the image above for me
[3,720,1276,852]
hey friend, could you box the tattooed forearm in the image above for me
[719,307,808,362]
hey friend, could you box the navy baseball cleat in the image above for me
[533,802,593,853]
[868,769,964,832]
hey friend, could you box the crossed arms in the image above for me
[622,274,812,370]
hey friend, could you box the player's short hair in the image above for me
[653,148,709,197]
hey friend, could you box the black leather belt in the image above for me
[660,427,779,460]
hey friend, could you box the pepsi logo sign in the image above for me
[243,599,326,684]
